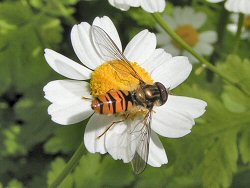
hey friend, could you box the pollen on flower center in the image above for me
[90,60,154,97]
[244,16,250,29]
[173,25,199,48]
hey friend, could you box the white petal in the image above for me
[190,12,207,29]
[156,32,171,46]
[162,15,177,29]
[206,0,224,2]
[92,16,123,53]
[225,0,250,14]
[108,0,130,11]
[164,43,180,56]
[173,7,187,26]
[126,0,140,7]
[84,114,115,154]
[141,48,172,74]
[167,95,207,119]
[48,100,93,125]
[230,13,239,23]
[156,24,171,45]
[151,56,192,89]
[110,0,140,8]
[176,7,196,26]
[151,104,195,138]
[140,0,166,13]
[124,30,156,64]
[173,7,205,28]
[71,22,102,70]
[147,131,168,167]
[241,29,249,39]
[105,122,133,163]
[227,23,238,34]
[194,42,214,56]
[182,51,198,64]
[44,49,91,80]
[44,80,91,104]
[199,31,217,44]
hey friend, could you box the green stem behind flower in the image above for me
[233,13,244,53]
[48,143,84,188]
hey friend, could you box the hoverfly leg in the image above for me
[97,123,115,139]
[82,96,92,100]
[97,114,129,139]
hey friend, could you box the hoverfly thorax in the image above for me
[134,82,168,108]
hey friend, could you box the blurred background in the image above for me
[0,0,250,187]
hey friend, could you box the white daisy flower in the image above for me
[206,0,250,14]
[108,0,166,13]
[157,6,217,63]
[43,16,207,172]
[227,13,250,40]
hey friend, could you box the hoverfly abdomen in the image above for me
[91,90,134,114]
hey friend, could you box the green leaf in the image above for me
[136,166,174,187]
[217,55,250,95]
[231,168,250,188]
[6,179,24,188]
[47,158,73,188]
[44,123,85,154]
[239,129,250,164]
[0,1,78,186]
[221,84,249,113]
[73,154,101,188]
[2,124,26,156]
[201,131,238,188]
[0,1,64,95]
[15,98,55,151]
[73,154,134,187]
[98,155,134,187]
[0,1,32,25]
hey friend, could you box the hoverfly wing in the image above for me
[91,25,124,62]
[91,25,145,83]
[129,110,152,174]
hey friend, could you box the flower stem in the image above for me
[233,13,244,53]
[151,13,232,84]
[48,143,84,188]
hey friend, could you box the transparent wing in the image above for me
[129,110,152,174]
[91,25,145,83]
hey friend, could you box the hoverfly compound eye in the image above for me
[155,82,168,105]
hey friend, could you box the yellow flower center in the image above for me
[244,16,250,30]
[173,25,199,49]
[90,60,154,97]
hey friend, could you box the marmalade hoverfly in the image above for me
[90,26,168,174]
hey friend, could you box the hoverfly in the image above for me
[90,25,168,174]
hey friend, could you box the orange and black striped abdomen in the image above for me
[91,90,134,114]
